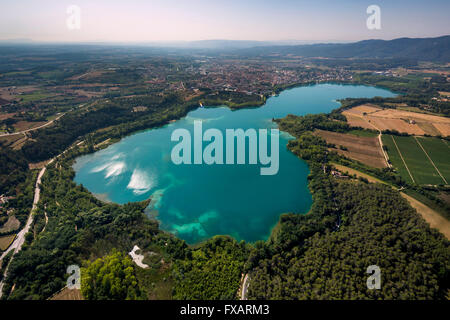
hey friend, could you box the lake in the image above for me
[73,84,396,244]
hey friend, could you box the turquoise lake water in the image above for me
[73,84,396,244]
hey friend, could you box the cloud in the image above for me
[127,168,156,195]
[91,161,126,178]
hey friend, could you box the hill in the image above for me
[239,36,450,62]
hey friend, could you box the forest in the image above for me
[173,236,249,300]
[248,173,449,299]
[246,114,449,299]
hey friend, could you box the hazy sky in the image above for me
[1,0,449,42]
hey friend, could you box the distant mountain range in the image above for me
[238,36,450,62]
[0,39,333,49]
[1,36,448,62]
[170,39,344,49]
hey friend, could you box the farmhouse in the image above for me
[331,170,350,179]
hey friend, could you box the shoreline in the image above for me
[69,83,396,246]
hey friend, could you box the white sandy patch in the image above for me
[128,245,149,269]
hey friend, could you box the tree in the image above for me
[81,250,141,300]
[173,236,248,300]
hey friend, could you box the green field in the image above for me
[20,92,52,103]
[382,134,450,185]
[417,137,450,183]
[382,135,414,184]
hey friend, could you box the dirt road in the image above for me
[0,114,65,137]
[0,162,50,296]
[239,274,250,300]
[400,192,450,240]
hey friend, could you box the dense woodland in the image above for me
[173,236,249,299]
[248,174,449,299]
[246,114,449,299]
[81,250,142,300]
[0,147,29,195]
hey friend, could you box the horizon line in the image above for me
[0,34,449,46]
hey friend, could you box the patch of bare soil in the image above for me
[315,129,387,168]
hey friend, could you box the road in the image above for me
[400,192,450,240]
[348,113,391,168]
[0,113,65,137]
[0,137,85,297]
[0,103,87,138]
[0,161,51,296]
[378,133,391,168]
[240,274,250,300]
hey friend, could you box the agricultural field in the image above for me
[49,288,83,300]
[314,129,387,168]
[343,104,450,136]
[0,215,20,233]
[417,136,450,183]
[347,129,379,137]
[382,134,450,185]
[0,86,38,101]
[0,234,16,251]
[382,135,415,184]
[18,91,53,103]
[12,120,47,132]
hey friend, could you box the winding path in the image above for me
[239,273,250,300]
[0,103,86,138]
[0,139,84,297]
[378,132,391,168]
[347,112,391,168]
[0,113,65,137]
[0,162,50,296]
